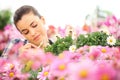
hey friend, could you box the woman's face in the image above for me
[16,12,48,46]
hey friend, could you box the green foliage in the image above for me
[45,36,73,55]
[28,66,48,80]
[76,31,108,48]
[115,39,120,46]
[45,31,120,55]
[0,9,12,30]
[28,70,39,80]
[22,64,43,80]
[0,51,2,56]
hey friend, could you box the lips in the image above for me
[33,34,40,41]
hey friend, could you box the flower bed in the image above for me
[0,15,120,80]
[0,31,120,80]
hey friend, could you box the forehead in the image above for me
[16,12,39,30]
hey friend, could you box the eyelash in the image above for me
[32,24,37,28]
[24,31,29,35]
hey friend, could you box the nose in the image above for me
[30,29,36,36]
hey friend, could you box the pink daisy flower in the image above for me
[95,62,116,80]
[37,66,50,80]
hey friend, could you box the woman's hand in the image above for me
[38,37,49,49]
[18,43,38,54]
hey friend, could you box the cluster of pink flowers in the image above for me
[0,58,29,80]
[97,15,120,39]
[0,15,120,80]
[3,24,24,40]
[0,24,24,56]
[1,45,120,80]
[0,25,10,52]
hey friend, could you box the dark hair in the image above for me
[13,5,41,27]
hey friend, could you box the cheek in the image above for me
[24,36,31,41]
[37,26,46,34]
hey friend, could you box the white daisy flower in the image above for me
[107,36,116,45]
[50,33,61,42]
[65,25,74,36]
[69,45,76,52]
[99,25,110,35]
[84,34,88,38]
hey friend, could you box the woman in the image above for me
[2,5,52,57]
[14,5,54,54]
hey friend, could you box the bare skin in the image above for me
[16,12,48,54]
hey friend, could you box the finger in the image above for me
[18,47,27,54]
[18,43,37,55]
[30,43,38,48]
[24,43,37,49]
[40,39,48,49]
[38,40,44,48]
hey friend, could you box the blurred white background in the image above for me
[0,0,120,27]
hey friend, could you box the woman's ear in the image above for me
[40,16,45,24]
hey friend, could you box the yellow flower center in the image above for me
[72,48,75,51]
[25,60,33,72]
[59,77,65,80]
[58,53,64,59]
[101,74,109,80]
[59,64,66,70]
[10,64,14,69]
[109,39,113,42]
[90,55,94,60]
[101,48,106,53]
[9,72,14,78]
[79,70,88,78]
[79,50,83,54]
[43,71,49,76]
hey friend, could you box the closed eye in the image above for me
[22,30,29,35]
[24,31,29,35]
[32,24,37,28]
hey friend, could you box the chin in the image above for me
[35,43,40,46]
